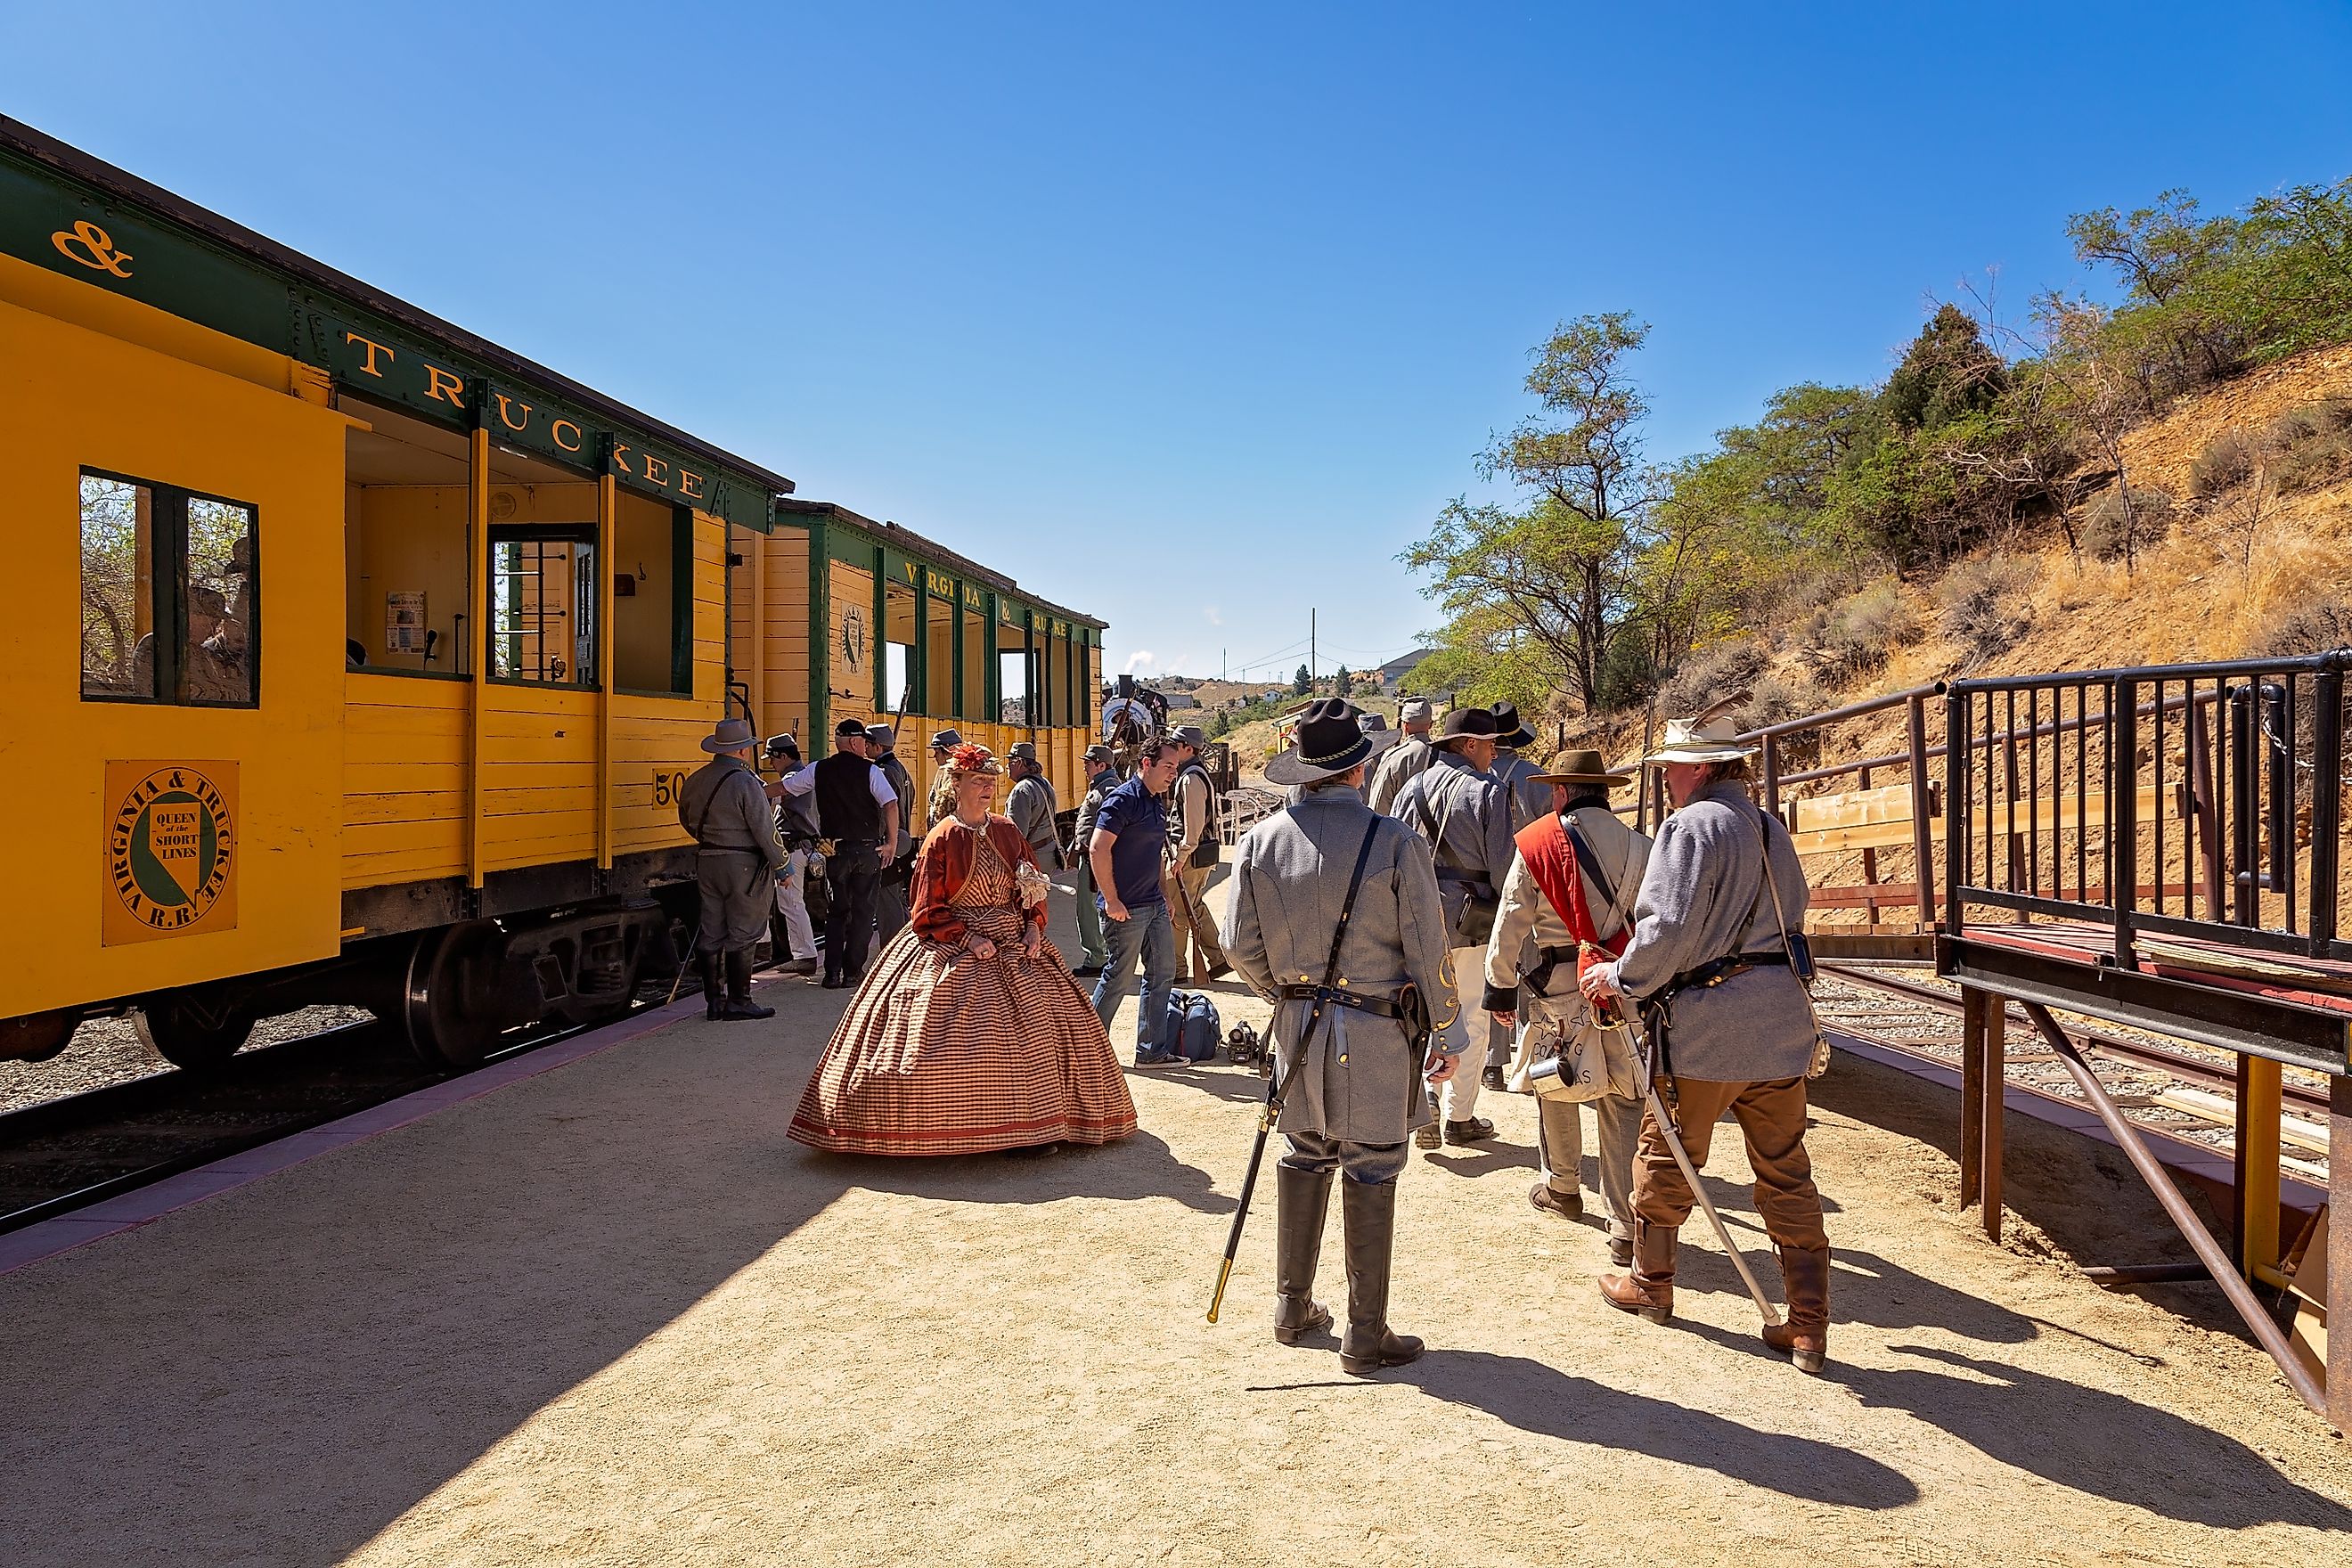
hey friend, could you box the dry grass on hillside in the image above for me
[1554,342,2352,778]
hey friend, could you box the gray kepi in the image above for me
[701,715,759,755]
[1263,699,1399,786]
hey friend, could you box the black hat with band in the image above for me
[1263,699,1400,786]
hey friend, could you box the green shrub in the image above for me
[1817,581,1922,677]
[1658,637,1768,718]
[1935,553,2038,660]
[2258,591,2352,658]
[2079,486,2176,562]
[2190,429,2259,499]
[2266,401,2352,494]
[1732,673,1828,768]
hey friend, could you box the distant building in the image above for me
[1378,649,1436,690]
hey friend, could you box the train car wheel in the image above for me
[0,1008,78,1063]
[134,997,255,1071]
[402,921,507,1070]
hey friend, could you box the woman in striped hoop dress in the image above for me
[788,744,1138,1156]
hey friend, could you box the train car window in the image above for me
[489,527,595,685]
[183,498,257,705]
[997,637,1029,724]
[885,579,917,713]
[961,605,986,720]
[80,470,257,706]
[926,594,954,715]
[80,475,156,699]
[615,498,691,695]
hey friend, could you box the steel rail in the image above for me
[0,1006,654,1236]
[1820,961,2335,1117]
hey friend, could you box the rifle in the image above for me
[1206,817,1382,1324]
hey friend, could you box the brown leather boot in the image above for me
[1761,1244,1830,1373]
[1272,1164,1334,1344]
[1597,1219,1677,1324]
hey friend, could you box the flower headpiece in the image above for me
[945,742,1002,775]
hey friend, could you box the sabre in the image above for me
[1632,1007,1782,1327]
[1205,1061,1295,1323]
[665,918,704,1005]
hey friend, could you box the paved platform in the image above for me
[4,884,2351,1567]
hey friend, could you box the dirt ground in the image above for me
[3,878,2349,1568]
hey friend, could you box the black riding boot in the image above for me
[721,951,776,1021]
[699,951,724,1021]
[1272,1165,1334,1344]
[1338,1178,1424,1374]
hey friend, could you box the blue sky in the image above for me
[9,2,2351,683]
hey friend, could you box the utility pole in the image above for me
[1311,608,1317,682]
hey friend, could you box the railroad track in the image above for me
[1817,962,2334,1182]
[0,999,666,1236]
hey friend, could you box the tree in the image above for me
[1292,664,1311,695]
[1335,666,1352,697]
[1403,314,1661,712]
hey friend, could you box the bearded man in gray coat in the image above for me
[1222,700,1468,1375]
[1581,715,1831,1373]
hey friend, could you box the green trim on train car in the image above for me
[0,123,784,531]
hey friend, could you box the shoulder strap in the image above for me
[1270,815,1384,1110]
[1563,817,1621,919]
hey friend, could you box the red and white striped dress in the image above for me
[788,815,1138,1155]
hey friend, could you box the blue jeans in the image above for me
[1092,898,1174,1053]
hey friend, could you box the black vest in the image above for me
[1172,761,1220,869]
[813,752,883,841]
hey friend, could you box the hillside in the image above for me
[1211,345,2352,791]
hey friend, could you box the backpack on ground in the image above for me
[1162,988,1223,1061]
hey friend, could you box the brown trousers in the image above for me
[1162,859,1226,978]
[1631,1075,1829,1252]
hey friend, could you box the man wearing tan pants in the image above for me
[1581,715,1832,1373]
[1160,725,1231,984]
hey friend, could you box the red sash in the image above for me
[1514,813,1627,958]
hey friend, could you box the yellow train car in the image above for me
[736,499,1104,804]
[0,117,1100,1071]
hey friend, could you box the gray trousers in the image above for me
[1281,1131,1409,1185]
[1537,1090,1643,1240]
[696,849,773,955]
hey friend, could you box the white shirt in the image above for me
[780,757,898,808]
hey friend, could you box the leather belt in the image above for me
[1276,983,1407,1020]
[1662,951,1789,999]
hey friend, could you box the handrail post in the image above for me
[2260,682,2293,911]
[2311,667,2342,956]
[1761,731,1781,819]
[1945,687,1968,941]
[1908,692,1935,929]
[2112,676,2137,968]
[2230,684,2258,927]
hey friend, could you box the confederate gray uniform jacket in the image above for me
[1616,781,1815,1082]
[1491,750,1546,832]
[1070,772,1113,862]
[679,755,788,951]
[1365,733,1433,816]
[1008,773,1063,870]
[876,752,918,858]
[1391,749,1513,936]
[1221,784,1468,1144]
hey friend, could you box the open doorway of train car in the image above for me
[926,589,955,717]
[996,604,1032,725]
[339,401,692,694]
[884,579,917,717]
[340,398,584,678]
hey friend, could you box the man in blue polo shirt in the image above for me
[1089,739,1183,1065]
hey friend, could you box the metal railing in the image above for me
[1944,651,2351,964]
